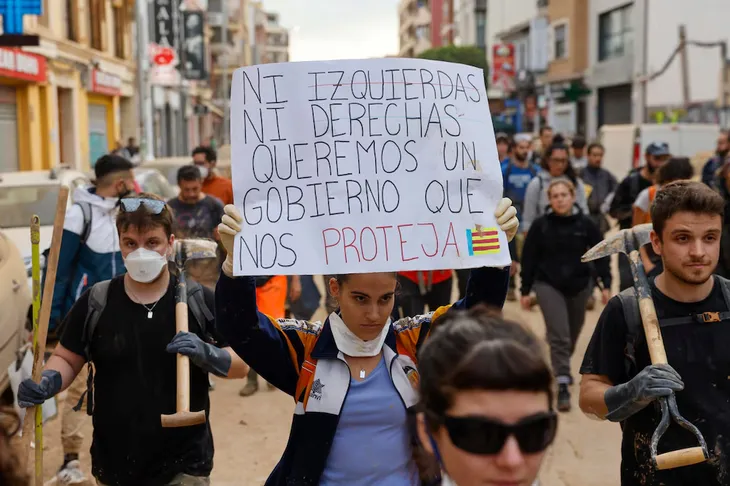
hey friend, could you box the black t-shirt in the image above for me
[167,195,224,240]
[60,275,225,486]
[581,277,730,486]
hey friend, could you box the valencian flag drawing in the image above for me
[466,227,500,256]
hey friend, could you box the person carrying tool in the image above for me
[214,198,518,486]
[45,154,136,484]
[609,142,671,290]
[579,180,730,485]
[17,194,249,486]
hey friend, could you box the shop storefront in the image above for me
[0,47,48,171]
[87,69,121,166]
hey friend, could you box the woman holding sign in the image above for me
[215,198,519,486]
[416,306,557,486]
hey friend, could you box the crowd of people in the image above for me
[3,126,730,486]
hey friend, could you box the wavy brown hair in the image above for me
[0,408,28,486]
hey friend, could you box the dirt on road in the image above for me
[33,287,623,486]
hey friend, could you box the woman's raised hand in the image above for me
[495,197,519,242]
[219,205,243,276]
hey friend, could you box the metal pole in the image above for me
[136,0,155,161]
[221,0,230,145]
[679,24,690,110]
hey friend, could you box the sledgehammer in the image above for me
[582,223,709,470]
[161,238,218,428]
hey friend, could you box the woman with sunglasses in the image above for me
[521,141,589,234]
[416,306,557,486]
[215,198,519,486]
[18,194,250,486]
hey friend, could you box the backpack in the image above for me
[42,202,93,318]
[73,278,215,415]
[616,276,730,377]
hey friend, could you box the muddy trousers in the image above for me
[97,474,210,486]
[61,366,88,454]
[534,282,591,382]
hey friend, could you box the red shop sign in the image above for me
[91,69,122,96]
[0,48,47,83]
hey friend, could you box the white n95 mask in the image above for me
[124,248,168,283]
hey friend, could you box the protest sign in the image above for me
[230,58,508,276]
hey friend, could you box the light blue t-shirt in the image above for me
[319,357,419,486]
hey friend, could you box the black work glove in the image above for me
[166,332,231,378]
[604,364,684,422]
[18,370,62,408]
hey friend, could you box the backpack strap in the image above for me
[617,288,641,377]
[73,279,111,415]
[75,201,93,245]
[187,281,214,338]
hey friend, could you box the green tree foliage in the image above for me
[417,45,489,87]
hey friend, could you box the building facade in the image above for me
[1,0,136,172]
[398,0,454,58]
[263,12,288,64]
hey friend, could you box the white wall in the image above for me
[486,0,537,67]
[456,0,476,46]
[645,0,730,107]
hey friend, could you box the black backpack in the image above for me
[73,278,215,415]
[616,276,730,376]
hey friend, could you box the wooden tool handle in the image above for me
[656,447,707,470]
[175,302,190,413]
[629,250,668,365]
[23,186,69,483]
[160,302,206,428]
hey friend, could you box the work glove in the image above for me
[495,197,519,242]
[166,332,231,378]
[604,364,684,422]
[18,370,62,408]
[218,205,243,277]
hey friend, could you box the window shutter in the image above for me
[547,24,555,63]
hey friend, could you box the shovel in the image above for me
[160,238,218,428]
[582,223,709,470]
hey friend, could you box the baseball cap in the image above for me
[646,142,670,157]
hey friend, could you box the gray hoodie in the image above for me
[521,171,589,233]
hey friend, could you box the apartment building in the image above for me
[0,0,136,171]
[398,0,454,57]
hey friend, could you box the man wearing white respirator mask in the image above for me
[18,194,249,486]
[215,197,519,486]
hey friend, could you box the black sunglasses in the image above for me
[440,411,558,455]
[120,198,166,215]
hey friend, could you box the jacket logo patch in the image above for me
[403,365,419,388]
[310,379,325,401]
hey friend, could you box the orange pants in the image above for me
[256,276,288,319]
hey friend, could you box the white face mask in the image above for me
[328,312,390,357]
[124,248,168,283]
[196,165,209,179]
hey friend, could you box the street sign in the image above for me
[0,0,41,46]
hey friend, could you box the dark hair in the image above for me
[496,133,510,145]
[542,143,577,184]
[332,273,398,285]
[418,306,553,429]
[571,136,586,149]
[116,192,174,238]
[94,154,133,182]
[651,180,725,238]
[587,142,604,155]
[655,157,694,186]
[192,145,217,163]
[0,408,27,486]
[540,126,553,136]
[177,165,203,184]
